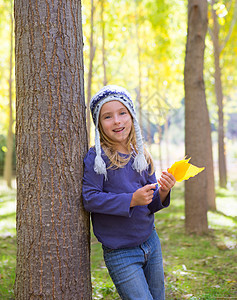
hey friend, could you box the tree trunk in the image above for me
[165,117,170,167]
[87,0,95,146]
[211,0,227,188]
[206,118,216,211]
[158,124,163,173]
[135,3,142,128]
[4,0,14,188]
[184,0,209,234]
[14,0,91,298]
[101,0,107,86]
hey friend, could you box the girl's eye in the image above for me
[104,115,111,119]
[120,111,126,115]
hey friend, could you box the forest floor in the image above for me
[0,178,236,300]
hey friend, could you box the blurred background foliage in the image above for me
[0,0,237,182]
[0,0,236,298]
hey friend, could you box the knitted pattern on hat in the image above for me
[90,85,136,126]
[90,85,148,179]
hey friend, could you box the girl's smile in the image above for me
[113,127,125,133]
[99,101,132,152]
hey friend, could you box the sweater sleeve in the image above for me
[82,149,133,217]
[147,171,170,213]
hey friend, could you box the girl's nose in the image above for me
[114,114,121,124]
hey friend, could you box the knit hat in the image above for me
[90,85,148,179]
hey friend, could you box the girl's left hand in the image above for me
[157,171,176,192]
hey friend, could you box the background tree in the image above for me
[135,0,143,127]
[86,0,96,145]
[0,0,236,241]
[184,0,211,234]
[101,0,107,86]
[14,0,91,298]
[3,0,14,188]
[209,0,237,188]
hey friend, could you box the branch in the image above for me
[220,0,237,52]
[208,26,214,41]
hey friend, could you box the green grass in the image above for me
[0,179,236,299]
[157,183,237,300]
[0,179,16,299]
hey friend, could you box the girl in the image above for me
[82,85,176,300]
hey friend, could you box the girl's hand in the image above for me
[158,171,176,203]
[130,184,157,207]
[157,171,176,192]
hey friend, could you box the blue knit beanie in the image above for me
[90,85,148,179]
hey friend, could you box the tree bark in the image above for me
[14,0,91,298]
[184,0,210,234]
[4,0,14,188]
[211,0,227,188]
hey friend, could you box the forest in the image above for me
[0,0,237,299]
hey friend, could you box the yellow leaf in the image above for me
[168,157,205,182]
[1,146,7,153]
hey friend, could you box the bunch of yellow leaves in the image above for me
[168,157,205,182]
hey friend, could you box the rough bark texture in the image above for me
[184,0,209,234]
[211,0,227,188]
[14,0,91,298]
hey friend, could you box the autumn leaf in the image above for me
[168,157,205,182]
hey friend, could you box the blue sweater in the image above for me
[82,147,170,249]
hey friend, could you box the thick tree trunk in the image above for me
[184,0,210,234]
[4,1,14,188]
[14,0,91,298]
[211,0,227,188]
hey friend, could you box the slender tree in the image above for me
[4,0,14,188]
[184,0,211,234]
[101,0,107,86]
[211,0,227,188]
[209,0,237,188]
[135,1,142,128]
[86,0,96,145]
[14,0,91,298]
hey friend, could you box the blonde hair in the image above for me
[98,120,154,175]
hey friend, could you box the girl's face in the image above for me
[99,101,132,152]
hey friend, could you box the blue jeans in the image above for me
[102,229,165,300]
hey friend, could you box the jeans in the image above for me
[102,229,165,300]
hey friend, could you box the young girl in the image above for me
[82,85,176,300]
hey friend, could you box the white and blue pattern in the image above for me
[89,85,148,179]
[90,85,136,125]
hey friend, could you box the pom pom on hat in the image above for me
[90,85,148,179]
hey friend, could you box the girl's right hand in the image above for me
[130,184,157,207]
